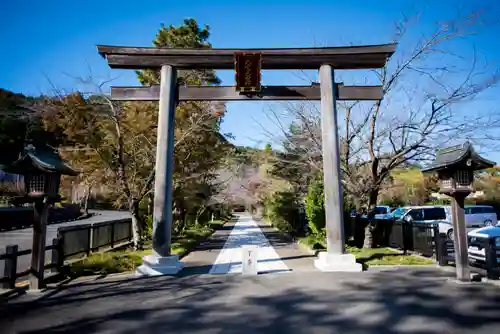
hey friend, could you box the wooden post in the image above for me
[30,197,49,290]
[86,225,92,256]
[451,194,470,282]
[152,65,177,257]
[485,237,498,279]
[436,233,448,266]
[319,65,345,255]
[2,245,18,289]
[50,238,63,274]
[110,221,115,249]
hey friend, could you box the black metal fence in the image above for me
[370,219,438,257]
[0,218,132,289]
[350,216,500,278]
[59,219,132,257]
[437,233,500,279]
[0,204,82,231]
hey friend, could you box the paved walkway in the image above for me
[180,214,316,276]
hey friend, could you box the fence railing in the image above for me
[0,218,132,290]
[436,233,500,279]
[350,216,500,278]
[382,220,437,257]
[0,239,60,289]
[59,218,132,257]
[0,204,83,231]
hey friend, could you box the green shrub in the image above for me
[144,215,153,239]
[305,178,325,236]
[425,198,451,206]
[264,191,304,235]
[379,197,406,208]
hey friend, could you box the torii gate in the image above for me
[97,43,396,274]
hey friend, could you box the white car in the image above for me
[397,205,497,240]
[467,225,500,264]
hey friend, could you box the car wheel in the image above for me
[484,220,493,226]
[447,229,454,241]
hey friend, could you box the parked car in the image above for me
[358,205,392,219]
[374,205,392,219]
[464,205,497,227]
[390,206,411,220]
[467,225,500,265]
[399,205,497,240]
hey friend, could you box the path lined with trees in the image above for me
[180,213,315,276]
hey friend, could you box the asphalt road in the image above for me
[0,210,131,275]
[1,267,500,333]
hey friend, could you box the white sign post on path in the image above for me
[242,245,258,276]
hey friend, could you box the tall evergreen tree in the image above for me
[0,89,55,165]
[136,18,221,86]
[136,19,229,229]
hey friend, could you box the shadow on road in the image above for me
[1,268,500,333]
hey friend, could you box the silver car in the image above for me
[399,205,497,240]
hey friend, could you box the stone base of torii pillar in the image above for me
[136,254,184,276]
[314,252,362,272]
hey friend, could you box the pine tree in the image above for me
[136,19,221,86]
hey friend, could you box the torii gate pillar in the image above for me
[136,65,184,275]
[315,65,362,272]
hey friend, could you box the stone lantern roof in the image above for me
[422,142,495,173]
[1,145,79,176]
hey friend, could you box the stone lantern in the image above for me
[422,142,495,282]
[6,145,79,201]
[1,144,79,289]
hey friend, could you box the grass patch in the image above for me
[69,220,227,277]
[299,235,326,250]
[208,219,226,230]
[346,246,434,266]
[299,236,434,266]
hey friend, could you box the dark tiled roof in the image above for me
[1,145,79,176]
[422,142,495,172]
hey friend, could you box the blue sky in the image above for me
[2,0,500,159]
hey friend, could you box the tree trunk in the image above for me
[147,193,154,217]
[363,188,380,249]
[129,198,143,250]
[173,198,186,234]
[82,185,91,216]
[195,205,206,227]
